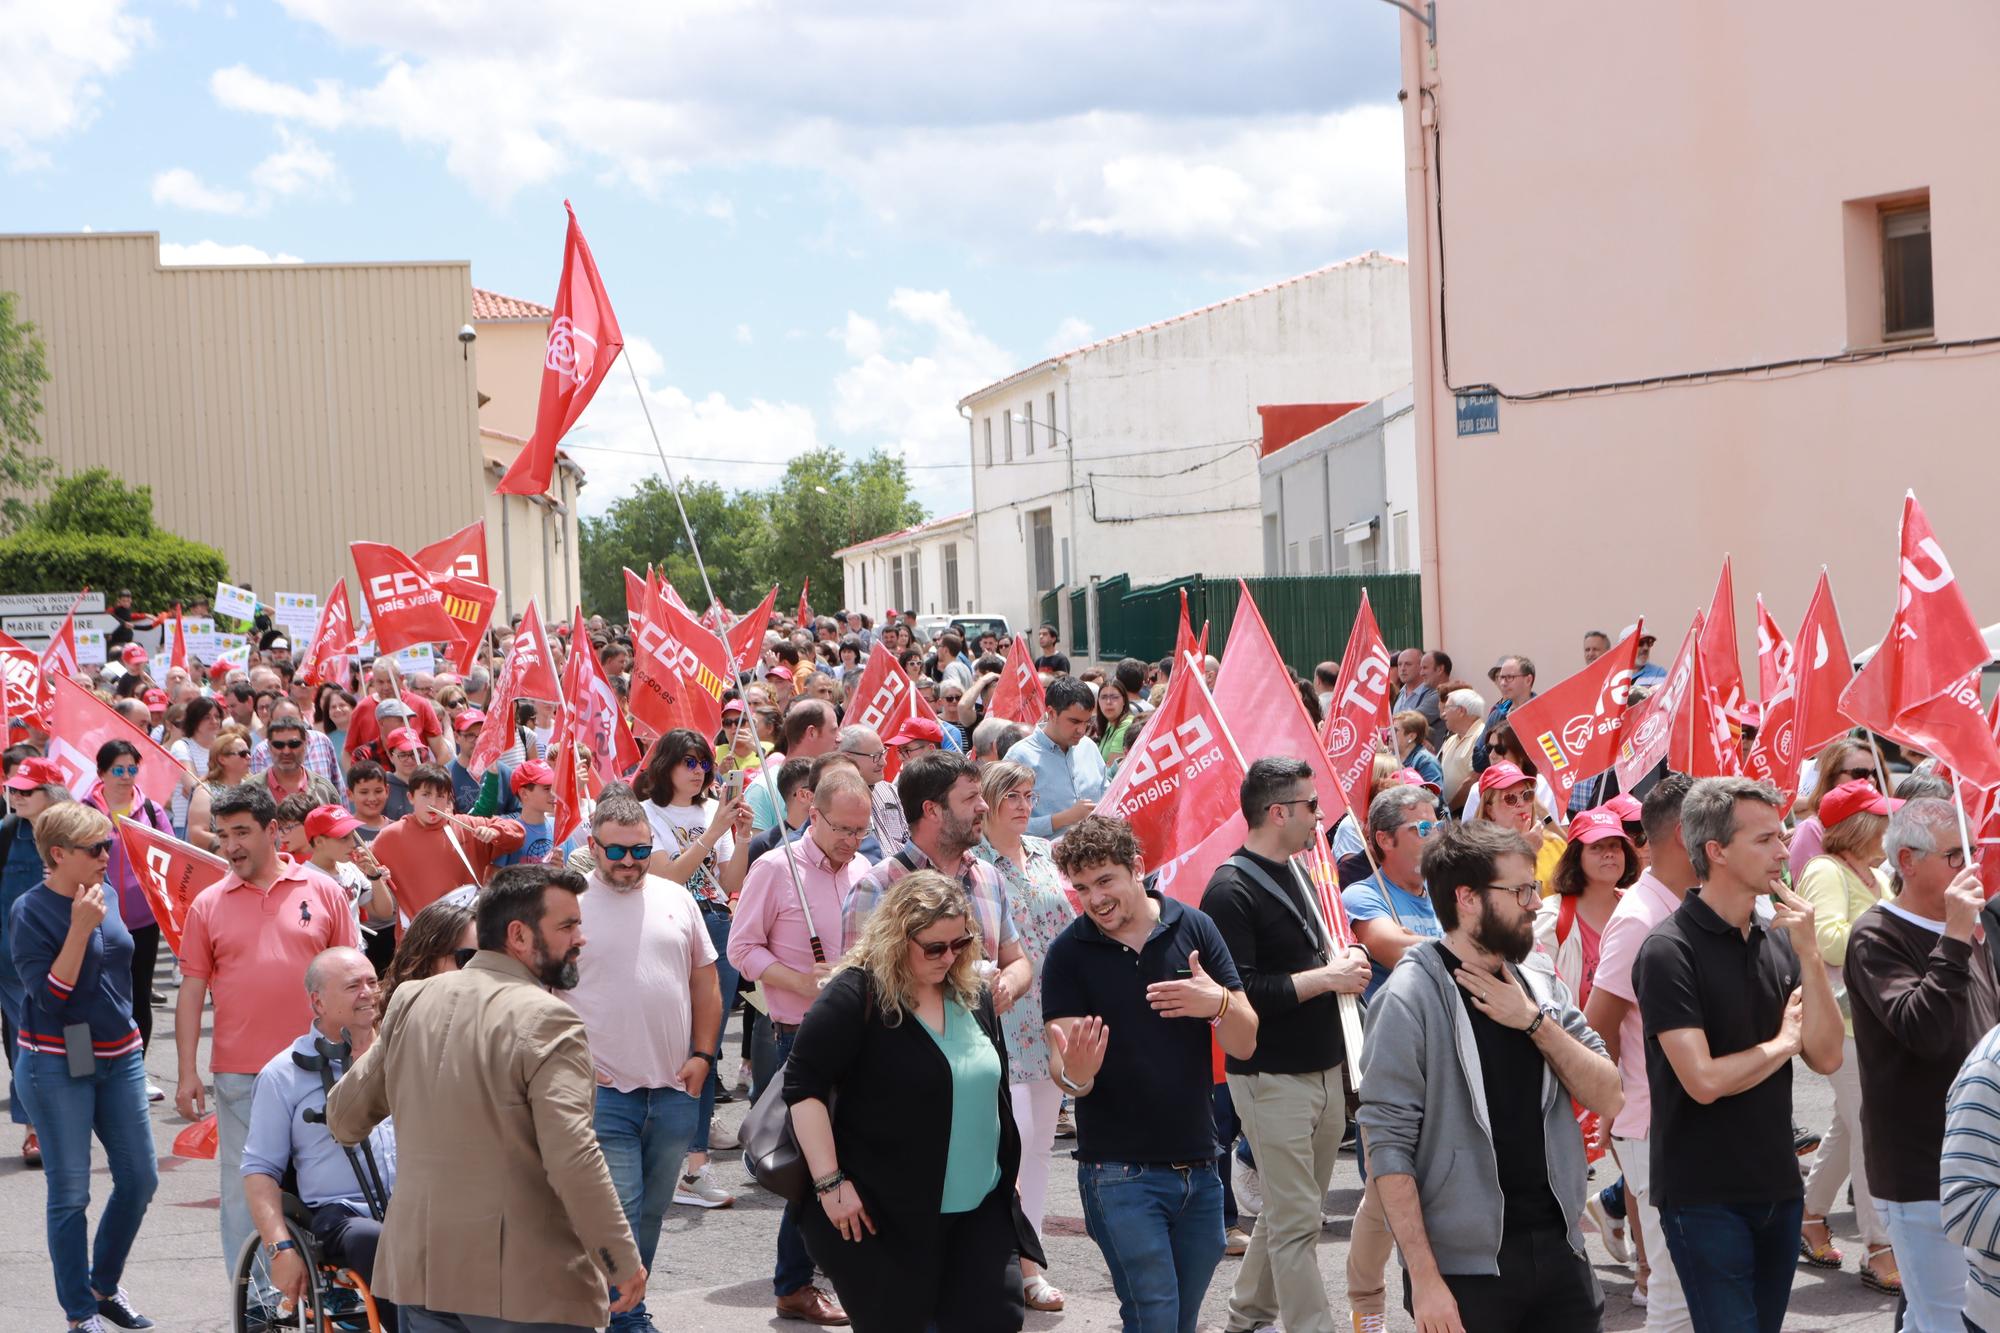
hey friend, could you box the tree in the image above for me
[0,468,229,608]
[0,291,56,534]
[751,449,925,610]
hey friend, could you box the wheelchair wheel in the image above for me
[232,1221,329,1332]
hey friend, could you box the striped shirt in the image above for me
[1943,1021,2000,1332]
[6,881,143,1060]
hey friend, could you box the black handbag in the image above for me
[741,1065,829,1205]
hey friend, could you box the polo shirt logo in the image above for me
[299,899,312,927]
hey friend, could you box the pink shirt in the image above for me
[564,871,718,1092]
[726,832,871,1026]
[179,855,358,1073]
[1592,870,1682,1141]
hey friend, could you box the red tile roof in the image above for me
[834,510,974,557]
[472,287,553,321]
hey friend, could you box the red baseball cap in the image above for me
[452,707,487,733]
[885,714,944,747]
[1569,808,1630,845]
[142,687,169,709]
[120,644,148,667]
[1390,766,1441,796]
[303,804,362,841]
[208,658,232,684]
[511,760,555,791]
[1478,761,1533,794]
[1819,779,1902,829]
[1603,793,1643,824]
[385,727,424,754]
[5,756,64,791]
[722,698,746,717]
[767,665,794,682]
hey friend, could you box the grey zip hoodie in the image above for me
[1356,941,1605,1276]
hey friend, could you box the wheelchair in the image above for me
[231,1031,391,1333]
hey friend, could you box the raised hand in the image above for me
[1452,961,1538,1031]
[1146,949,1226,1020]
[1049,1015,1109,1085]
[1768,880,1819,957]
[1944,866,1985,943]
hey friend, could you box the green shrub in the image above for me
[0,529,229,609]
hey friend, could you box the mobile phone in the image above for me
[724,771,744,803]
[64,1022,97,1079]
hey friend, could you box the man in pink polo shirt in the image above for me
[1583,772,1697,1330]
[174,782,356,1294]
[726,766,874,1327]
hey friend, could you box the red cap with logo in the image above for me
[303,804,362,841]
[1603,793,1643,824]
[1478,761,1533,794]
[452,707,487,733]
[885,714,944,747]
[385,727,424,754]
[5,756,65,791]
[511,760,556,791]
[121,644,148,667]
[1390,766,1442,795]
[767,665,794,682]
[1569,808,1629,845]
[1819,779,1902,829]
[142,687,169,709]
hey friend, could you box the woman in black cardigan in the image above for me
[785,869,1045,1332]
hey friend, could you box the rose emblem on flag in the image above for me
[1325,717,1355,757]
[1631,711,1667,753]
[544,315,599,387]
[1561,714,1595,757]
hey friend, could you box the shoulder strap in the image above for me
[1556,892,1577,947]
[1223,855,1330,960]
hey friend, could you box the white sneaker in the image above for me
[1584,1192,1631,1265]
[674,1161,735,1209]
[145,1083,165,1104]
[707,1117,741,1151]
[1233,1157,1263,1218]
[1631,1280,1649,1308]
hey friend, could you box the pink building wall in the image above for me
[1398,3,2000,690]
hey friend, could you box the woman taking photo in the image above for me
[10,802,158,1332]
[1795,780,1899,1293]
[379,898,477,1005]
[186,725,255,853]
[83,741,173,1066]
[975,761,1077,1312]
[1092,681,1139,773]
[785,870,1043,1331]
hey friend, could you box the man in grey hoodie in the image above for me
[1357,820,1623,1333]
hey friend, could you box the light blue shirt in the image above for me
[1341,871,1444,1002]
[242,1030,398,1214]
[1003,725,1108,839]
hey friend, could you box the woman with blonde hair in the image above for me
[1330,751,1402,861]
[185,724,255,853]
[1788,736,1883,881]
[783,869,1043,1331]
[1472,755,1569,894]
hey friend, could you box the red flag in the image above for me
[0,631,40,732]
[496,201,624,497]
[1685,636,1741,780]
[1319,592,1396,823]
[1755,594,1793,711]
[1504,625,1643,806]
[1702,557,1750,724]
[847,640,913,737]
[35,594,83,728]
[1302,823,1358,952]
[630,583,729,741]
[1099,661,1246,900]
[471,602,561,776]
[550,608,640,847]
[438,576,500,675]
[988,633,1047,727]
[413,520,490,586]
[47,675,183,806]
[1840,493,2000,785]
[1615,615,1702,791]
[701,600,731,634]
[350,542,458,655]
[549,731,597,853]
[166,606,189,676]
[624,567,652,636]
[1175,589,1199,669]
[1745,573,1849,802]
[298,579,355,689]
[115,818,229,957]
[796,580,810,626]
[1212,580,1343,823]
[727,586,779,678]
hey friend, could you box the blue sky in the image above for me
[3,0,1409,517]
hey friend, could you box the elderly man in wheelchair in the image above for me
[238,946,397,1332]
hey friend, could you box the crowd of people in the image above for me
[4,599,2000,1333]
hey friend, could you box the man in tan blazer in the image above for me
[327,864,646,1332]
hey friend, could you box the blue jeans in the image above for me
[0,978,32,1126]
[1659,1198,1804,1333]
[692,905,738,1154]
[1211,1082,1241,1229]
[592,1084,702,1331]
[1079,1160,1225,1333]
[750,1014,816,1297]
[20,1049,159,1321]
[1880,1198,1967,1333]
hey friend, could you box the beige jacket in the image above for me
[326,952,639,1326]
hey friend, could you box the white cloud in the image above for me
[0,1,150,168]
[1045,317,1094,355]
[250,128,338,198]
[151,167,251,215]
[158,239,305,265]
[733,323,753,344]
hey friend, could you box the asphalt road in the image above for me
[0,987,1898,1332]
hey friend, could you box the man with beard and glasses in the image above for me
[328,865,645,1333]
[1358,820,1623,1333]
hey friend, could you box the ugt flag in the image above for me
[1504,624,1642,805]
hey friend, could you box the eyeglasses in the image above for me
[912,933,977,961]
[68,840,114,858]
[107,764,140,778]
[268,739,304,751]
[844,748,887,763]
[1273,796,1321,816]
[452,947,478,969]
[1946,847,1970,870]
[820,816,870,841]
[1480,881,1542,906]
[599,843,654,862]
[1402,819,1441,838]
[681,757,713,774]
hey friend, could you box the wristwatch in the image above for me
[264,1238,298,1259]
[1524,1002,1559,1037]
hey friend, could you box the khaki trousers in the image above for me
[1225,1067,1345,1333]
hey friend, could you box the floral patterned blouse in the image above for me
[975,834,1076,1084]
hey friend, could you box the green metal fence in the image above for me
[1066,585,1090,658]
[1088,572,1422,673]
[1038,587,1061,640]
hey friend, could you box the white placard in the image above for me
[214,633,250,665]
[393,643,437,675]
[273,592,319,645]
[183,618,220,662]
[214,582,258,623]
[74,630,106,666]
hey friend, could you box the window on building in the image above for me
[891,555,905,611]
[1392,510,1411,571]
[1023,400,1034,456]
[1003,413,1014,463]
[1308,535,1325,574]
[943,542,960,611]
[1882,204,1934,340]
[909,551,922,612]
[984,417,994,467]
[1047,392,1058,447]
[1286,541,1301,574]
[1029,508,1055,592]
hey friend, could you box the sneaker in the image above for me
[1585,1192,1631,1264]
[93,1285,155,1329]
[1632,1280,1649,1308]
[1224,1225,1251,1257]
[674,1161,736,1209]
[145,1083,165,1104]
[1793,1122,1822,1157]
[1234,1157,1264,1218]
[707,1117,741,1151]
[1352,1313,1387,1333]
[69,1318,112,1333]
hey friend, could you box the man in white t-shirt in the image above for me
[565,794,725,1333]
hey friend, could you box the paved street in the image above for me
[2,989,1898,1332]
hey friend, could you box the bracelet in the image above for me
[1524,1011,1546,1038]
[1056,1069,1092,1096]
[813,1170,846,1196]
[1208,990,1231,1028]
[692,1051,718,1065]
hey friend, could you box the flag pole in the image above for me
[623,356,825,964]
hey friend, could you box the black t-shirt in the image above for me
[1042,889,1243,1164]
[1435,943,1563,1231]
[1633,888,1804,1209]
[1201,848,1344,1076]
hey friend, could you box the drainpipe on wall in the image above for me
[1400,15,1446,646]
[501,496,515,620]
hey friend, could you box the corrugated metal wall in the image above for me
[0,233,484,600]
[1093,572,1423,672]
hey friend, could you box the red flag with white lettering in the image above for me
[0,630,39,732]
[1098,661,1245,900]
[413,520,490,586]
[1319,592,1395,823]
[115,818,229,957]
[35,595,83,729]
[1840,493,2000,786]
[1212,580,1342,820]
[550,608,639,847]
[653,587,731,739]
[624,568,652,637]
[1615,615,1701,791]
[1702,557,1751,724]
[496,201,624,497]
[1503,625,1643,805]
[727,586,779,679]
[988,633,1046,727]
[1755,594,1793,713]
[471,602,561,776]
[1745,573,1850,803]
[350,542,457,655]
[298,578,354,689]
[47,674,182,806]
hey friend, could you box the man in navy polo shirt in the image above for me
[1043,816,1259,1333]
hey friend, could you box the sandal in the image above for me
[1023,1275,1066,1312]
[1859,1246,1901,1295]
[20,1130,39,1169]
[1798,1218,1843,1269]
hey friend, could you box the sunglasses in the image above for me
[599,843,654,862]
[452,947,478,969]
[68,839,114,858]
[1272,796,1320,816]
[681,757,713,774]
[913,933,977,961]
[1834,766,1877,783]
[107,764,141,778]
[1400,819,1441,838]
[269,739,304,751]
